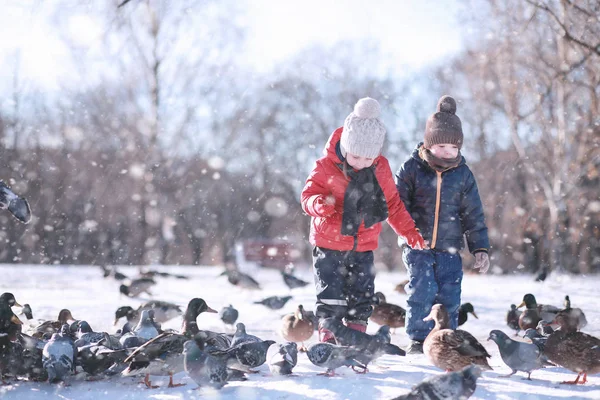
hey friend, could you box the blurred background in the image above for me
[0,0,598,275]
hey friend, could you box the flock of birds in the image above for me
[1,261,600,399]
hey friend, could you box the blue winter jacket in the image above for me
[395,144,489,254]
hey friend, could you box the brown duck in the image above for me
[369,292,405,332]
[31,309,76,339]
[393,279,409,295]
[543,311,600,384]
[280,304,314,351]
[423,304,492,372]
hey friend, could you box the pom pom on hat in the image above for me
[424,95,463,149]
[341,97,386,159]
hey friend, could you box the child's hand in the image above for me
[316,195,336,216]
[473,252,490,273]
[403,230,426,250]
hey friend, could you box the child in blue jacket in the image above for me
[395,95,490,354]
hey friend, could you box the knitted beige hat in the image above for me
[340,97,386,159]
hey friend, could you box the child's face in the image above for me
[346,153,375,170]
[429,144,459,159]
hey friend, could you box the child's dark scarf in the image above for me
[419,146,462,172]
[337,158,389,236]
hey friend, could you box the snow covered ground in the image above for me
[1,263,599,399]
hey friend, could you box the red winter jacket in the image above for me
[301,127,419,252]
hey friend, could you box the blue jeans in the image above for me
[312,246,375,323]
[402,248,463,341]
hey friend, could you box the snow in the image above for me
[1,264,599,399]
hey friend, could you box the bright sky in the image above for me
[0,0,463,91]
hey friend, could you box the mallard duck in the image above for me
[280,304,314,351]
[458,303,478,326]
[31,309,76,339]
[517,294,560,325]
[120,298,216,388]
[506,304,522,336]
[562,295,587,330]
[517,295,543,331]
[543,311,600,384]
[393,279,409,295]
[0,293,22,333]
[369,292,406,332]
[423,304,492,372]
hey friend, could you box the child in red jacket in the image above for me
[301,97,425,342]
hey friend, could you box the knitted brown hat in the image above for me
[424,95,463,149]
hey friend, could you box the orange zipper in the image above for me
[431,171,443,248]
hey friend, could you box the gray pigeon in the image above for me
[253,295,293,310]
[183,337,229,390]
[42,324,76,383]
[219,304,239,327]
[487,329,548,380]
[267,342,298,375]
[319,318,405,366]
[306,342,366,376]
[21,304,34,320]
[229,322,260,347]
[73,321,106,348]
[392,365,482,400]
[210,339,276,373]
[0,181,32,224]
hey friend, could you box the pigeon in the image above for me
[219,304,239,327]
[391,365,482,400]
[506,304,522,336]
[230,323,261,347]
[119,310,159,347]
[281,271,310,289]
[101,265,129,281]
[267,342,297,375]
[523,328,550,363]
[183,333,231,390]
[458,303,478,326]
[73,321,106,348]
[119,278,156,297]
[42,324,76,383]
[254,295,293,310]
[534,267,548,282]
[210,339,276,373]
[220,269,261,290]
[319,318,405,367]
[306,342,365,376]
[0,181,32,224]
[487,329,548,380]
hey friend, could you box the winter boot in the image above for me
[406,340,423,355]
[318,320,336,344]
[345,320,367,333]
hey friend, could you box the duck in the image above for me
[120,298,217,388]
[562,295,587,330]
[0,293,22,333]
[280,304,314,351]
[30,309,76,339]
[517,293,560,326]
[0,323,24,383]
[542,311,600,384]
[516,295,542,332]
[458,303,478,326]
[506,304,522,336]
[369,291,405,332]
[423,304,492,372]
